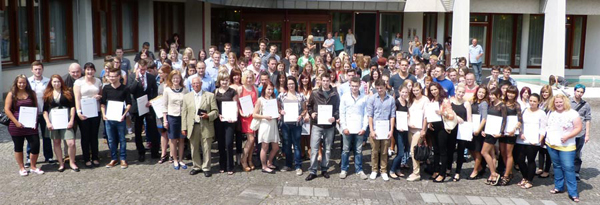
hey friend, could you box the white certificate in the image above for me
[346,114,362,134]
[50,108,69,130]
[301,123,311,135]
[546,130,564,146]
[136,95,149,116]
[375,120,390,140]
[81,98,98,118]
[472,114,481,132]
[221,101,238,121]
[283,102,299,122]
[396,111,408,131]
[457,122,473,141]
[523,123,540,144]
[18,106,37,129]
[239,95,254,116]
[409,110,423,129]
[317,105,333,125]
[106,100,124,121]
[505,116,519,135]
[263,99,279,119]
[484,115,502,135]
[151,96,164,118]
[425,102,442,122]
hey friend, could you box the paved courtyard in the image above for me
[1,100,599,204]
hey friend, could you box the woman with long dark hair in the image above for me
[498,86,522,185]
[481,88,507,185]
[515,93,545,189]
[425,82,449,183]
[468,86,489,179]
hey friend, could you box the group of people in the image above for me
[3,38,591,203]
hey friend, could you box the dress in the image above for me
[257,97,279,143]
[484,102,507,144]
[470,101,488,151]
[8,98,38,137]
[240,86,258,133]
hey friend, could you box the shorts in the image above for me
[470,134,485,152]
[484,135,498,145]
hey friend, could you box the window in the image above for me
[211,8,240,55]
[422,13,437,40]
[527,15,544,67]
[154,1,184,53]
[379,13,403,57]
[566,15,586,68]
[92,0,138,57]
[490,15,519,66]
[2,0,73,66]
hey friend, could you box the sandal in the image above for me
[517,179,526,186]
[433,175,446,183]
[535,169,543,175]
[500,176,510,186]
[468,172,479,180]
[452,174,461,182]
[549,188,564,194]
[491,174,501,186]
[227,171,234,175]
[158,156,168,164]
[389,172,399,179]
[58,166,65,172]
[430,173,440,180]
[179,161,188,170]
[485,178,492,185]
[85,161,93,168]
[19,169,28,176]
[540,172,550,178]
[520,182,533,189]
[569,195,580,203]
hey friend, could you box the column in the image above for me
[138,0,154,50]
[540,0,566,82]
[519,14,530,75]
[203,2,211,50]
[450,0,470,64]
[184,0,204,50]
[0,10,4,96]
[76,0,94,65]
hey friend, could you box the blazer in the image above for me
[128,73,158,114]
[181,91,218,138]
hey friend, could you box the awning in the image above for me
[404,0,448,12]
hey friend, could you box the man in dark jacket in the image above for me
[128,59,159,161]
[305,72,340,181]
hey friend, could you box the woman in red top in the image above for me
[237,70,258,172]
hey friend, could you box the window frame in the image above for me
[42,0,74,62]
[92,0,138,57]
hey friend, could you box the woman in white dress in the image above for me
[253,81,280,174]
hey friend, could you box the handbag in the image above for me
[413,141,431,162]
[250,118,260,131]
[0,111,10,126]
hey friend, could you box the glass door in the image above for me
[289,22,307,55]
[309,21,328,55]
[242,19,284,56]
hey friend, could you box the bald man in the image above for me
[63,63,82,89]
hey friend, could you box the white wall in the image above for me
[540,0,566,81]
[402,12,423,52]
[471,0,539,14]
[582,15,600,75]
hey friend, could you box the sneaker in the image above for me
[19,170,28,176]
[388,148,394,156]
[381,173,390,181]
[358,171,368,180]
[407,174,421,181]
[370,172,378,180]
[105,160,118,168]
[296,169,303,176]
[339,171,347,179]
[120,160,128,169]
[30,168,44,175]
[280,166,292,172]
[25,159,30,168]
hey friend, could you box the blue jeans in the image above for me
[471,62,483,84]
[281,123,302,169]
[547,147,578,197]
[390,131,408,173]
[105,120,127,161]
[574,137,585,174]
[341,133,364,172]
[309,126,334,174]
[346,45,354,58]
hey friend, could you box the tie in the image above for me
[139,74,145,90]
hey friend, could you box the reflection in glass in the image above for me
[290,23,306,39]
[245,23,262,41]
[17,0,29,62]
[490,15,514,66]
[122,1,134,50]
[111,0,118,52]
[49,0,67,57]
[469,26,487,64]
[380,13,403,56]
[571,16,583,67]
[266,22,282,41]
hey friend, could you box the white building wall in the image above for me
[402,12,423,53]
[582,15,600,75]
[540,0,566,82]
[470,0,539,14]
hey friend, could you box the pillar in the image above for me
[138,0,154,51]
[519,14,530,74]
[450,0,470,65]
[184,0,204,50]
[540,0,566,82]
[0,10,4,97]
[75,0,94,65]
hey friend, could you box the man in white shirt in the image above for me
[220,43,231,65]
[206,51,221,82]
[414,63,426,88]
[204,46,217,70]
[27,61,55,165]
[469,38,484,84]
[339,77,369,180]
[323,32,335,54]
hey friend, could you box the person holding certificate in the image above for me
[214,72,239,175]
[162,70,189,171]
[4,75,44,176]
[74,63,103,168]
[544,94,582,202]
[101,67,132,169]
[498,86,522,185]
[536,85,553,178]
[446,83,472,182]
[278,76,307,175]
[338,76,368,180]
[253,81,280,174]
[515,93,545,189]
[42,75,78,172]
[425,82,450,183]
[406,81,428,182]
[237,70,258,172]
[127,59,160,162]
[156,64,172,164]
[305,72,340,181]
[481,88,506,186]
[299,74,313,161]
[366,79,396,181]
[467,86,489,180]
[389,85,410,179]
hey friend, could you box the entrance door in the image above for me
[354,13,377,56]
[241,16,284,56]
[288,20,329,56]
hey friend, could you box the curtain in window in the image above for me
[122,1,133,50]
[490,15,513,66]
[527,16,544,66]
[1,2,11,61]
[49,0,67,57]
[571,16,583,67]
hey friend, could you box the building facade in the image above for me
[1,0,599,93]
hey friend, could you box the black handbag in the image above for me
[413,142,432,162]
[0,111,10,126]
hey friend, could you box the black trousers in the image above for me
[429,122,449,177]
[80,115,101,162]
[132,112,159,157]
[515,144,539,181]
[216,120,236,172]
[538,147,552,172]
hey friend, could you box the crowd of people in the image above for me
[3,36,591,203]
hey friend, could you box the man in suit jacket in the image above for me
[128,59,160,162]
[181,76,218,177]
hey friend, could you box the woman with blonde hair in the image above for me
[156,65,173,164]
[238,70,259,171]
[162,70,189,170]
[169,49,183,71]
[536,84,554,178]
[226,52,238,74]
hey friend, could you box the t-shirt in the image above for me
[324,39,335,52]
[389,73,417,91]
[469,44,484,63]
[101,84,132,107]
[433,78,455,96]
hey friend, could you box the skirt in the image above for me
[257,119,279,143]
[167,115,184,139]
[49,128,76,140]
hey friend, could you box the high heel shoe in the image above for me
[433,175,446,183]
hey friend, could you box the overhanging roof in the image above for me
[404,0,447,12]
[203,0,406,11]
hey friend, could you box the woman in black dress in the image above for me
[468,86,489,179]
[498,86,522,185]
[215,72,239,175]
[481,88,507,186]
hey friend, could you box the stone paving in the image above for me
[1,100,600,204]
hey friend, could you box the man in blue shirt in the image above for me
[337,69,365,97]
[469,38,484,84]
[339,77,369,180]
[432,65,455,96]
[366,79,396,181]
[184,61,215,93]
